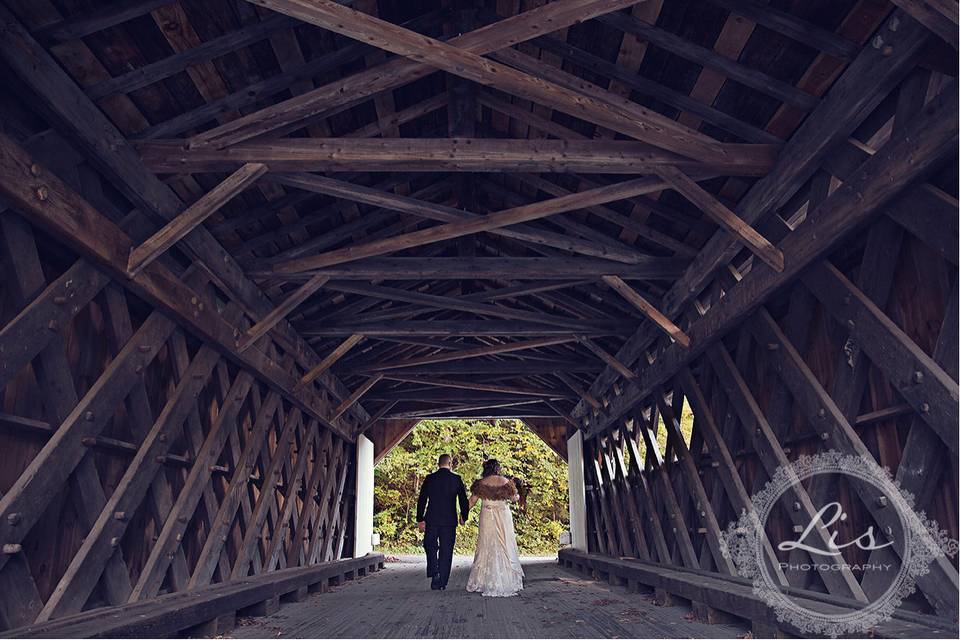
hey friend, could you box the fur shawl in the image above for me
[471,479,518,501]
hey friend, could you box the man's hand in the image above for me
[417,521,426,533]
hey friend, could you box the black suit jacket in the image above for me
[416,468,469,526]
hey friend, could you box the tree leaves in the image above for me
[374,419,569,554]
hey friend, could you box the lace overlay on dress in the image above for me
[466,481,524,597]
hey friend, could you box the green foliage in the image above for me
[374,419,569,555]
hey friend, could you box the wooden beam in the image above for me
[889,0,959,48]
[577,336,636,380]
[388,397,547,419]
[251,257,688,281]
[354,400,398,437]
[297,334,364,389]
[376,375,569,398]
[33,0,173,44]
[555,371,601,410]
[136,11,439,140]
[332,375,383,421]
[0,131,351,438]
[602,276,690,348]
[353,336,579,372]
[36,344,223,619]
[238,274,328,352]
[0,4,368,425]
[138,138,776,175]
[572,14,937,423]
[187,391,284,589]
[188,0,653,148]
[230,409,302,579]
[584,80,957,436]
[270,173,659,264]
[802,262,958,453]
[594,11,818,109]
[318,282,621,332]
[301,320,630,338]
[232,0,724,161]
[518,38,781,144]
[84,15,296,100]
[0,310,177,577]
[127,163,267,275]
[655,166,785,272]
[704,0,859,60]
[268,178,714,274]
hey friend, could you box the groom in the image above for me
[416,454,469,590]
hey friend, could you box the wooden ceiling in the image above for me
[3,0,953,433]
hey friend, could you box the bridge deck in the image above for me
[227,556,748,639]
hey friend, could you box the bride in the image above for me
[465,459,524,597]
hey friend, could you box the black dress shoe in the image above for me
[431,573,442,590]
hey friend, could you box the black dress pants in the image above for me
[423,523,456,586]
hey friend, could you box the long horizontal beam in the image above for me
[250,257,688,281]
[137,138,778,175]
[300,321,633,337]
[374,375,573,398]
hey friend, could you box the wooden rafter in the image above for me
[586,82,957,436]
[187,0,653,149]
[239,274,329,352]
[127,163,267,275]
[268,177,716,274]
[654,166,784,272]
[601,276,690,348]
[352,336,579,372]
[137,138,777,175]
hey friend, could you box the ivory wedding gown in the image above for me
[466,478,524,597]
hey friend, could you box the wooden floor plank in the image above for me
[227,556,747,639]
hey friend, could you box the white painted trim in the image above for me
[354,434,374,557]
[567,430,588,551]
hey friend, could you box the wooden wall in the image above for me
[579,164,958,620]
[0,68,364,638]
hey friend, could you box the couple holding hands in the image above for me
[416,455,524,597]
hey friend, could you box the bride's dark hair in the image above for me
[481,458,501,477]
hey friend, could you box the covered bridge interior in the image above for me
[0,0,957,637]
